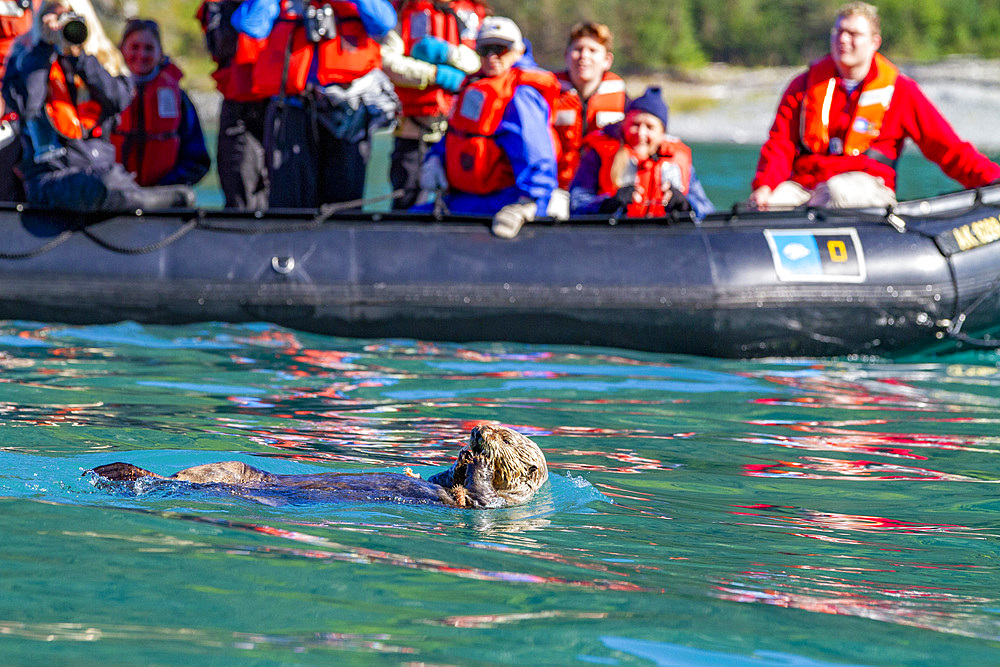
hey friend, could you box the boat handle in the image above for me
[271,256,295,274]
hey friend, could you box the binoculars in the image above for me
[304,3,336,43]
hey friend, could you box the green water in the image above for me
[1,321,1000,663]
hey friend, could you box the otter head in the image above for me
[429,425,548,508]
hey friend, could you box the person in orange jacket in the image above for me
[570,86,714,219]
[551,21,624,190]
[196,0,269,210]
[113,18,210,187]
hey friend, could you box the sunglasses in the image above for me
[476,43,510,58]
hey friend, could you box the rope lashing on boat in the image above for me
[83,210,203,255]
[941,275,1000,348]
[0,226,77,259]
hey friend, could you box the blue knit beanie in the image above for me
[626,86,669,130]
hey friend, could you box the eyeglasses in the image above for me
[476,43,510,58]
[830,27,872,41]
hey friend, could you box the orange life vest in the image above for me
[585,131,693,218]
[111,63,184,186]
[45,59,102,140]
[394,0,486,117]
[0,0,30,80]
[444,66,559,195]
[552,71,625,188]
[800,52,899,157]
[250,0,381,97]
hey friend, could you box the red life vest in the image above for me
[45,59,102,140]
[111,63,184,186]
[800,52,899,157]
[585,130,693,218]
[444,66,559,195]
[394,0,486,117]
[250,0,381,97]
[197,0,268,102]
[551,71,625,188]
[214,33,268,101]
[0,0,30,80]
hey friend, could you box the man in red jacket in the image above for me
[749,1,1000,210]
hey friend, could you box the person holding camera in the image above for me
[1,0,196,211]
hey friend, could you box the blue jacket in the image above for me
[423,51,558,216]
[232,0,395,42]
[570,122,715,220]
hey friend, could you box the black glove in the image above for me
[598,185,635,215]
[665,189,692,214]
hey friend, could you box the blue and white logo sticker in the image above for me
[764,228,866,282]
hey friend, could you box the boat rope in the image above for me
[82,211,203,255]
[943,273,1000,348]
[0,227,77,259]
[197,189,406,234]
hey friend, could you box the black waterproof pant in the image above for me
[217,98,269,211]
[389,136,429,211]
[264,98,369,210]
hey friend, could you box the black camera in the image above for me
[59,12,88,46]
[304,3,336,43]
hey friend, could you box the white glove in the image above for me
[492,199,537,239]
[419,154,448,193]
[546,188,570,220]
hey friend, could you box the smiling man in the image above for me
[417,16,562,238]
[749,1,1000,210]
[551,22,625,189]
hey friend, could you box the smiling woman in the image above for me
[111,17,211,187]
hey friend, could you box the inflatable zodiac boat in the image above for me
[2,185,1000,358]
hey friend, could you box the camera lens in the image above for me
[62,18,88,45]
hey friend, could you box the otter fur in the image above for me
[89,425,548,509]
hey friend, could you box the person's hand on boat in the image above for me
[420,154,448,193]
[598,185,635,215]
[748,185,772,210]
[492,198,537,239]
[664,186,691,214]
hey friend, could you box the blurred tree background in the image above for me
[490,0,1000,72]
[96,0,1000,90]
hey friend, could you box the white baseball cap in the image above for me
[477,16,523,51]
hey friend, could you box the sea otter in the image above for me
[89,424,548,509]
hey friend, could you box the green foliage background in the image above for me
[105,0,1000,90]
[491,0,1000,72]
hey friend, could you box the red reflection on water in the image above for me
[730,505,983,540]
[743,456,980,481]
[188,516,658,592]
[713,568,994,639]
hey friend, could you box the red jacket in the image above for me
[752,55,1000,192]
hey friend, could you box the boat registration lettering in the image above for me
[950,216,1000,252]
[764,228,866,283]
